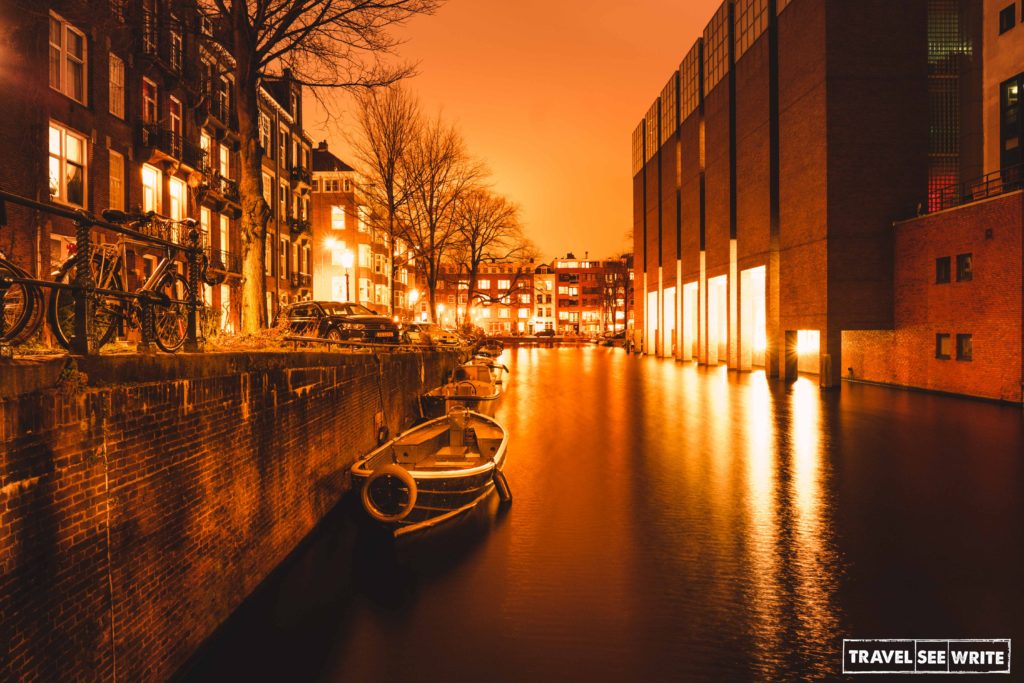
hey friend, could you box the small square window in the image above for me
[956,253,972,281]
[956,334,972,361]
[935,333,951,360]
[999,4,1016,33]
[935,256,951,284]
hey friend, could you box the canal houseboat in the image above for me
[351,407,511,537]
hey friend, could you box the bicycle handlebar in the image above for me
[100,209,197,230]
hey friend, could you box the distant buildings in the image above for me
[422,253,632,336]
[632,0,1023,402]
[309,142,413,319]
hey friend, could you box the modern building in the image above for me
[632,0,1024,401]
[309,141,411,317]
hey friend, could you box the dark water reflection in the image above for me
[179,348,1024,682]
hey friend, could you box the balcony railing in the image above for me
[138,124,183,160]
[181,140,207,171]
[287,217,311,235]
[290,273,312,288]
[213,173,240,203]
[205,247,241,274]
[290,166,312,187]
[927,163,1024,214]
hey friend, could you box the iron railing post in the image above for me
[70,212,95,355]
[184,224,204,352]
[0,275,11,358]
[137,296,156,353]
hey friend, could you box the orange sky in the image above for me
[305,0,720,261]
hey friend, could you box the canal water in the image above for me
[178,347,1024,682]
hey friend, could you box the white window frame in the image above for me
[108,149,124,211]
[109,54,125,118]
[141,163,162,213]
[142,77,158,124]
[48,122,88,207]
[49,12,87,105]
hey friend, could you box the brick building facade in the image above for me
[632,0,1023,401]
[0,0,317,335]
[309,141,412,318]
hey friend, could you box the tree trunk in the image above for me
[232,31,270,332]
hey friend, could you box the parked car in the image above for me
[400,322,432,345]
[277,301,400,343]
[419,323,461,346]
[534,328,556,337]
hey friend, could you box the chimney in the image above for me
[585,251,589,260]
[317,140,329,151]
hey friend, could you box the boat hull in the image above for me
[351,411,509,537]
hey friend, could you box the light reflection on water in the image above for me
[180,348,1024,683]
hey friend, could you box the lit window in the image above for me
[478,279,490,290]
[169,177,187,240]
[262,172,273,206]
[142,78,158,123]
[49,13,87,104]
[935,256,951,284]
[259,112,272,154]
[935,333,951,360]
[219,145,230,178]
[108,150,124,211]
[141,163,161,213]
[358,206,368,232]
[109,54,124,118]
[498,279,511,290]
[358,244,371,268]
[956,253,972,281]
[956,334,972,361]
[48,122,87,206]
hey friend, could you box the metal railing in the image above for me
[205,247,242,274]
[287,217,311,235]
[290,167,312,186]
[928,163,1024,214]
[0,187,209,355]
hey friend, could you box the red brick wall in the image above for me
[704,84,731,277]
[844,191,1024,402]
[734,34,771,269]
[679,114,702,283]
[659,136,679,288]
[0,350,460,681]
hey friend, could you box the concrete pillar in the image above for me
[657,266,664,357]
[728,239,738,368]
[784,329,798,382]
[698,251,707,364]
[676,258,683,361]
[820,326,842,390]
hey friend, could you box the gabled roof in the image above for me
[312,144,356,173]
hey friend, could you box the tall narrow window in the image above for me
[142,0,157,54]
[48,122,87,206]
[169,97,183,157]
[265,236,273,276]
[109,150,124,211]
[141,164,161,213]
[218,144,230,178]
[109,54,124,118]
[956,253,973,281]
[259,111,272,154]
[200,132,212,173]
[956,334,973,361]
[999,4,1016,34]
[220,214,230,256]
[279,127,288,166]
[169,15,183,72]
[142,78,158,124]
[935,256,951,283]
[280,238,288,277]
[49,13,87,104]
[935,333,952,360]
[169,177,186,242]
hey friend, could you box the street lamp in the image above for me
[341,248,354,302]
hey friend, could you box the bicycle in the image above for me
[47,210,199,353]
[0,251,46,344]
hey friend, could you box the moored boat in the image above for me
[351,407,511,537]
[420,363,501,418]
[468,355,508,385]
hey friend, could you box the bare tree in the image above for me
[449,188,535,321]
[196,0,438,332]
[348,85,420,316]
[397,116,482,322]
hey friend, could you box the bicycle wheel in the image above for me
[49,255,122,351]
[151,272,190,353]
[0,258,37,342]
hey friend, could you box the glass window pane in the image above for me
[48,125,61,154]
[65,134,82,163]
[48,156,61,198]
[66,163,84,205]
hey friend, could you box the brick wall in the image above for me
[844,191,1023,402]
[0,349,460,681]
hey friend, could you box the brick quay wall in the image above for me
[0,349,461,681]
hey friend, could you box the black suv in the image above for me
[277,301,400,344]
